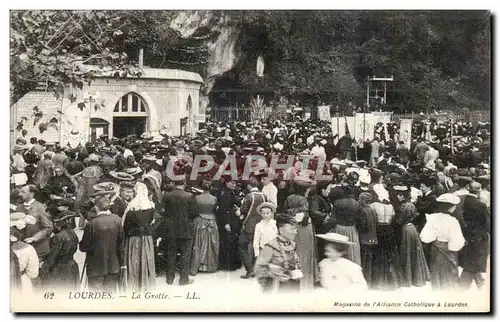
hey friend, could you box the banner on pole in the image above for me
[372,112,393,125]
[355,113,375,141]
[399,119,412,148]
[317,106,331,121]
[331,116,358,139]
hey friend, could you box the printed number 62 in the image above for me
[44,292,54,299]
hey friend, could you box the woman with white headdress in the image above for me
[122,181,156,292]
[10,212,39,295]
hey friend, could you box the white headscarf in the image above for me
[122,182,154,226]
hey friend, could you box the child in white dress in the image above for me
[253,202,278,258]
[316,233,368,291]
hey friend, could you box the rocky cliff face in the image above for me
[169,11,241,115]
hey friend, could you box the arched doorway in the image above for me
[113,92,149,138]
[89,118,110,143]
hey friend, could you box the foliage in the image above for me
[222,10,490,113]
[11,9,491,133]
[10,10,146,104]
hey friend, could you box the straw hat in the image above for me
[256,202,277,214]
[393,185,408,192]
[316,233,354,245]
[436,193,460,205]
[123,167,142,176]
[109,171,135,181]
[93,182,119,192]
[13,144,27,152]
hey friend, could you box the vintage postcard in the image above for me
[9,9,491,312]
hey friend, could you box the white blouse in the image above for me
[319,258,367,291]
[13,244,39,294]
[420,212,465,252]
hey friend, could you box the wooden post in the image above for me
[139,49,144,69]
[366,77,370,108]
[450,119,454,155]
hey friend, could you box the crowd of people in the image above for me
[9,115,490,296]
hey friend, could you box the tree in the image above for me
[10,10,147,104]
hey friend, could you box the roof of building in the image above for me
[85,65,204,83]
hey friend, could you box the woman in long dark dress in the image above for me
[40,209,80,291]
[190,178,219,275]
[356,192,378,288]
[122,182,156,292]
[327,185,362,266]
[215,179,242,271]
[282,180,320,292]
[369,185,403,291]
[393,186,430,288]
[308,181,332,260]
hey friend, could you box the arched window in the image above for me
[113,92,148,115]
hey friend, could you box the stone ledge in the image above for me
[85,65,204,84]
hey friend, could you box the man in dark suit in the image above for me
[458,182,490,291]
[79,196,125,292]
[238,178,267,279]
[160,175,199,285]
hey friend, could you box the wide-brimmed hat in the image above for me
[256,202,277,214]
[393,185,408,192]
[93,181,119,192]
[109,171,135,181]
[90,189,116,197]
[52,207,78,222]
[142,154,157,163]
[123,167,142,176]
[13,144,27,152]
[436,193,460,205]
[316,233,354,245]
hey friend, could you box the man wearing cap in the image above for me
[238,178,268,279]
[80,196,125,292]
